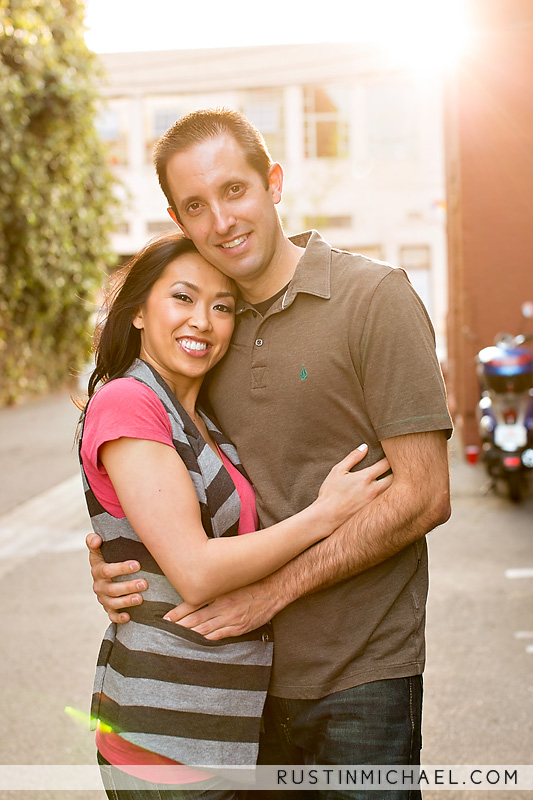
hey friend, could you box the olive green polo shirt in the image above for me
[207,230,452,699]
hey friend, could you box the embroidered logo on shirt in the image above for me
[300,366,308,381]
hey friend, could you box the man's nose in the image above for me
[211,203,236,234]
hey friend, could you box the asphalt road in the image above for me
[0,391,531,798]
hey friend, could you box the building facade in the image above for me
[97,43,448,354]
[445,0,533,447]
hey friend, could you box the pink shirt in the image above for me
[81,377,258,533]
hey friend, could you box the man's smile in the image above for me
[219,234,249,249]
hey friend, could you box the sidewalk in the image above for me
[0,391,90,573]
[0,390,82,516]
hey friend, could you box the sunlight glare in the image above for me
[371,0,472,75]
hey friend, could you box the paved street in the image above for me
[0,390,531,798]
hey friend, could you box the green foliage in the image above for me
[0,0,117,404]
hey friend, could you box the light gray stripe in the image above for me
[217,441,241,465]
[103,625,115,643]
[116,620,273,666]
[101,665,266,717]
[141,572,183,604]
[93,664,106,695]
[189,471,207,504]
[211,490,241,538]
[90,515,137,540]
[167,416,189,444]
[121,732,258,766]
[197,444,222,486]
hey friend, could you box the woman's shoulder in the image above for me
[91,376,148,403]
[86,377,172,433]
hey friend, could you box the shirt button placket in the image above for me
[251,326,267,389]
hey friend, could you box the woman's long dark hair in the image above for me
[87,232,200,400]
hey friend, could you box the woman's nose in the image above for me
[189,305,212,331]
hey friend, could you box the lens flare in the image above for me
[64,705,112,733]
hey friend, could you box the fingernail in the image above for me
[357,443,368,451]
[136,581,146,590]
[129,562,138,572]
[132,596,141,605]
[163,615,170,621]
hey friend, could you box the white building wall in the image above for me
[97,45,448,356]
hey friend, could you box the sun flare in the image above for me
[367,0,473,75]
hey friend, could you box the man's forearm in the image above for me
[255,487,417,612]
[256,433,451,614]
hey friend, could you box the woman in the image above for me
[78,232,391,798]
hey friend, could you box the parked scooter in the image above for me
[476,302,533,502]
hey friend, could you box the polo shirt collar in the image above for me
[236,229,331,314]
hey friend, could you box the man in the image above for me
[89,108,452,797]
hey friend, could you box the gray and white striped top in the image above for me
[80,359,273,768]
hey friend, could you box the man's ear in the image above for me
[268,163,284,205]
[167,207,189,237]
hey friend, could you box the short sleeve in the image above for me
[81,378,174,517]
[358,269,453,441]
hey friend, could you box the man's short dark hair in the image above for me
[153,107,273,218]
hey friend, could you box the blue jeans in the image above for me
[253,676,423,800]
[97,753,243,799]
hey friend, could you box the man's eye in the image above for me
[229,185,242,195]
[187,202,201,213]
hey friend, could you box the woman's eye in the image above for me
[214,303,234,313]
[173,293,192,302]
[229,184,242,195]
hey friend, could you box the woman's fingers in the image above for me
[364,456,391,480]
[333,447,391,483]
[335,443,369,471]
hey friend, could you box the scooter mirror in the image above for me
[521,301,533,319]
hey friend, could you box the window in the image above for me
[146,106,182,161]
[354,245,384,260]
[147,221,177,235]
[367,81,418,160]
[304,215,352,230]
[304,86,349,159]
[242,89,285,161]
[96,105,128,166]
[113,221,130,234]
[399,245,431,314]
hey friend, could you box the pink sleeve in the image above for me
[80,377,174,517]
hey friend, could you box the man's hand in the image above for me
[86,533,147,623]
[162,581,280,640]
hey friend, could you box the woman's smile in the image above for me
[176,336,212,357]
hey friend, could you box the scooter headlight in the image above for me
[521,449,533,469]
[479,415,495,433]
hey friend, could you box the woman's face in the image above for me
[133,252,236,395]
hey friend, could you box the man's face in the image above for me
[166,134,285,287]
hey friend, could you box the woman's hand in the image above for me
[316,444,392,528]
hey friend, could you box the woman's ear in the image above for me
[132,309,144,329]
